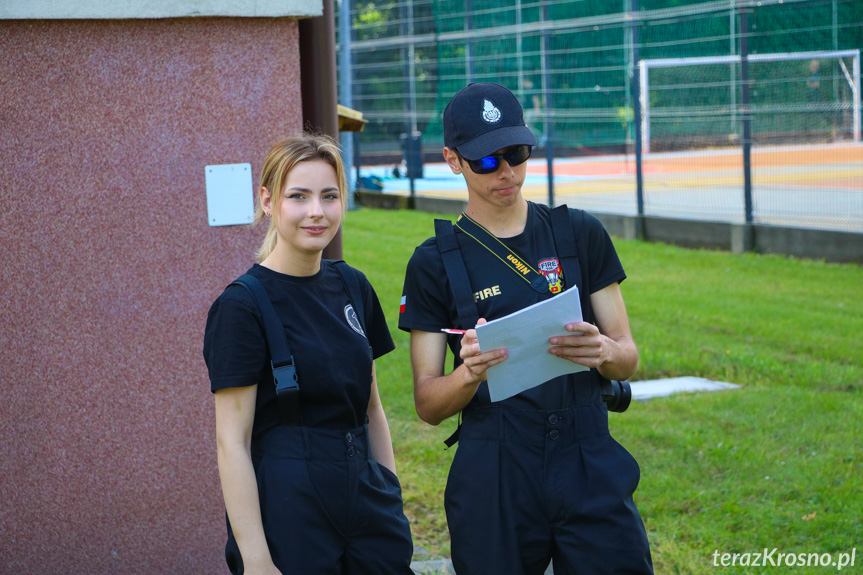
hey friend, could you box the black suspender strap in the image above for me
[231,274,300,426]
[455,212,549,293]
[550,205,576,260]
[332,259,374,389]
[231,261,369,427]
[550,204,584,297]
[550,205,592,324]
[434,219,480,449]
[331,259,367,334]
[434,219,480,329]
[550,205,619,400]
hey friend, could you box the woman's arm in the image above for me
[215,386,282,575]
[366,362,398,475]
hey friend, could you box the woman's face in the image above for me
[273,159,342,257]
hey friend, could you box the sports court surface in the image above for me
[361,142,863,232]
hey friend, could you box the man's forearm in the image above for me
[596,335,639,381]
[414,364,481,426]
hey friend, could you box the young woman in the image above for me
[204,134,413,575]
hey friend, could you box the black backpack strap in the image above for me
[434,219,480,448]
[231,274,300,426]
[330,259,367,334]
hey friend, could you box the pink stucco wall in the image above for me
[0,17,303,573]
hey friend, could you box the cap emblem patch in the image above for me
[481,99,502,124]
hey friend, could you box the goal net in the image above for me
[638,50,861,153]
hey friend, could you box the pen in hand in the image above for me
[441,328,467,335]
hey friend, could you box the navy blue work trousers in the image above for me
[225,425,414,575]
[445,403,653,575]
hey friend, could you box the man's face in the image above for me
[444,145,528,209]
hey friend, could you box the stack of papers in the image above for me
[475,287,587,402]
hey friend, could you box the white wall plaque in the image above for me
[205,163,255,227]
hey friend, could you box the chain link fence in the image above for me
[338,0,863,232]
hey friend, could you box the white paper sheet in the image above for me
[475,287,587,402]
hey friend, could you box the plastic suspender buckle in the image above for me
[273,357,300,424]
[273,357,298,397]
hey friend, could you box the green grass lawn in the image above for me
[343,207,862,573]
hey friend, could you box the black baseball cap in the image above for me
[443,82,536,160]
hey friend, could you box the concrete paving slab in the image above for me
[410,558,555,574]
[631,376,741,400]
[411,559,455,574]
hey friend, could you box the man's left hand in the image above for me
[547,321,607,368]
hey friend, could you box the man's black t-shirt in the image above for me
[398,201,625,410]
[204,261,395,438]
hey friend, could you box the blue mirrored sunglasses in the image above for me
[460,145,532,174]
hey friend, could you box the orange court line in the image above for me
[529,144,863,177]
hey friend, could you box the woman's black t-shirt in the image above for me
[203,261,395,438]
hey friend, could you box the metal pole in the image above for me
[639,61,649,154]
[400,1,411,133]
[400,0,416,200]
[632,0,644,219]
[408,0,417,134]
[730,0,738,133]
[623,0,631,141]
[739,6,753,225]
[541,0,554,207]
[853,52,861,142]
[465,0,474,82]
[833,0,839,100]
[408,0,418,198]
[299,0,342,258]
[300,1,339,137]
[338,0,356,209]
[354,136,362,196]
[516,0,523,97]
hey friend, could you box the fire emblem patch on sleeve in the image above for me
[537,258,564,294]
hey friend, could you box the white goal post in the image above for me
[638,49,861,153]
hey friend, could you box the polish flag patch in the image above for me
[399,295,406,314]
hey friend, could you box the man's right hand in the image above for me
[458,318,508,385]
[410,319,507,425]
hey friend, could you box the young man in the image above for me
[398,83,653,575]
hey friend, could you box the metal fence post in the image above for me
[541,0,555,207]
[631,0,645,225]
[338,0,355,210]
[739,6,753,226]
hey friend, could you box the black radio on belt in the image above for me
[600,376,632,413]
